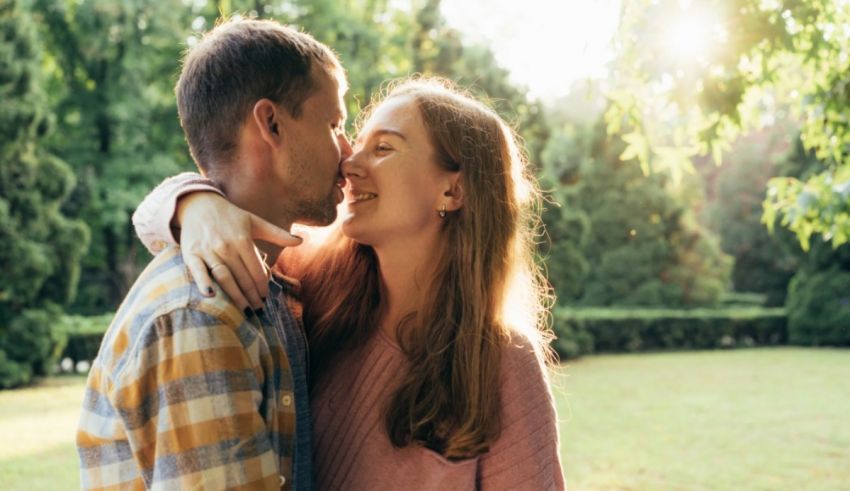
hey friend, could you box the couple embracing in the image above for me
[77,17,565,491]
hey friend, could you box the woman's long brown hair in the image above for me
[289,77,553,459]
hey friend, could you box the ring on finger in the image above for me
[209,263,226,271]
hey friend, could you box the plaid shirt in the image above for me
[77,247,300,490]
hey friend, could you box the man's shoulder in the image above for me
[94,246,249,379]
[114,246,246,326]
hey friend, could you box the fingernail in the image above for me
[261,297,267,303]
[243,307,253,318]
[206,287,215,296]
[254,308,264,317]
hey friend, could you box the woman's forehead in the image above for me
[358,96,420,138]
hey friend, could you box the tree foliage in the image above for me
[0,0,88,387]
[33,0,198,312]
[609,0,850,250]
[702,128,801,306]
[543,119,732,308]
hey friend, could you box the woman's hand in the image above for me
[176,192,303,311]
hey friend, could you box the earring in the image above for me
[439,204,447,218]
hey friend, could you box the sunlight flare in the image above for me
[661,4,724,65]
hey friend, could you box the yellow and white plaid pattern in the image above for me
[77,247,297,490]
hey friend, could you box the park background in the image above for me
[2,0,849,489]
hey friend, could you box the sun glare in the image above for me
[661,5,723,65]
[665,17,712,60]
[440,0,620,100]
[434,1,727,98]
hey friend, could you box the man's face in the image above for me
[278,69,352,226]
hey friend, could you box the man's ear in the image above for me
[252,99,284,148]
[443,173,464,211]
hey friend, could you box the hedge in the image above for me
[56,308,790,367]
[57,313,113,366]
[718,291,767,307]
[552,307,787,360]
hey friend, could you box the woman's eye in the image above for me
[376,143,393,152]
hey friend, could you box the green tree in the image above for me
[538,118,593,302]
[702,128,801,305]
[34,0,195,312]
[559,122,732,307]
[778,135,850,344]
[609,0,850,250]
[0,0,89,388]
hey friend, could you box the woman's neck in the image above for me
[374,239,440,341]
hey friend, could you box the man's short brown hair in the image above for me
[176,18,345,172]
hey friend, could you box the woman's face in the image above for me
[340,95,456,248]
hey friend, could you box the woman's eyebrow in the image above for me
[355,128,407,146]
[373,128,407,141]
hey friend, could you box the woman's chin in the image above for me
[341,219,372,245]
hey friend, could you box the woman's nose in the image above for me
[341,152,364,178]
[340,150,365,178]
[338,133,353,161]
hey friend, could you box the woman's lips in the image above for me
[347,190,378,205]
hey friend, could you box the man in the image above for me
[77,18,351,490]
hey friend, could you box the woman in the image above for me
[135,77,564,490]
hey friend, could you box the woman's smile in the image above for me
[346,186,379,205]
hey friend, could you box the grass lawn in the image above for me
[555,348,850,490]
[1,348,848,490]
[0,375,86,491]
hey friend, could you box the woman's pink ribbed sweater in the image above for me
[311,329,566,490]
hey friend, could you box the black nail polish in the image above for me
[254,308,264,317]
[243,307,253,318]
[206,287,214,296]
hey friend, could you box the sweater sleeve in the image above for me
[132,172,223,254]
[478,336,566,490]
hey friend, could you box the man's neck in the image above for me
[255,233,290,268]
[221,177,295,269]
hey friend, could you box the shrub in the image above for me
[552,307,787,358]
[786,269,850,346]
[0,305,68,389]
[0,351,30,389]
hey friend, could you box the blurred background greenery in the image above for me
[1,0,849,488]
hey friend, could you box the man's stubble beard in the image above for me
[287,146,339,227]
[292,188,337,227]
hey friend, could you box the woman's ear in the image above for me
[252,99,284,148]
[443,174,464,211]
